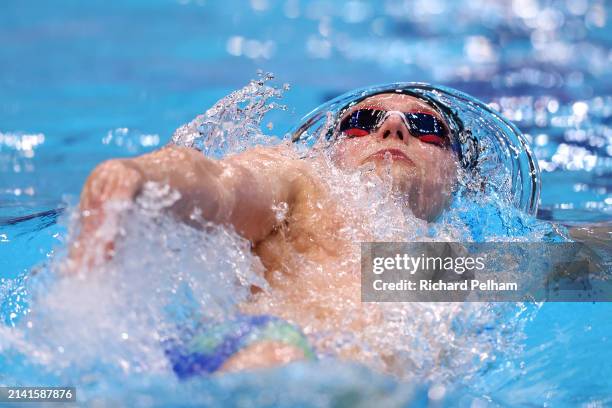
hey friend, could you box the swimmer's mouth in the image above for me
[367,148,413,164]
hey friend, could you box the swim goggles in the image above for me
[338,108,450,147]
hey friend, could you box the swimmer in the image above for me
[68,91,461,374]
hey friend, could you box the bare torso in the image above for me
[236,152,388,361]
[72,143,405,369]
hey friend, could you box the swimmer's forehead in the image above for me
[343,93,445,122]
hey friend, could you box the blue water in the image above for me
[1,0,611,406]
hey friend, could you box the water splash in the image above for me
[171,72,290,157]
[253,152,549,385]
[0,196,267,383]
[0,80,565,406]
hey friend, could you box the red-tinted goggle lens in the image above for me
[338,109,450,146]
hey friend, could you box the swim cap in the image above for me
[290,82,540,216]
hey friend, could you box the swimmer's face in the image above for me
[330,93,458,221]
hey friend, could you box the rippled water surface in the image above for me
[1,0,611,407]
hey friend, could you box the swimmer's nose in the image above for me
[377,113,410,143]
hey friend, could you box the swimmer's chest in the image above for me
[253,188,349,273]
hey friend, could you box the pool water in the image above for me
[1,0,611,406]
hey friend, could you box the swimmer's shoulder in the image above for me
[225,142,303,166]
[225,142,325,197]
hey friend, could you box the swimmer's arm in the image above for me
[69,144,309,271]
[126,144,308,241]
[68,159,144,272]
